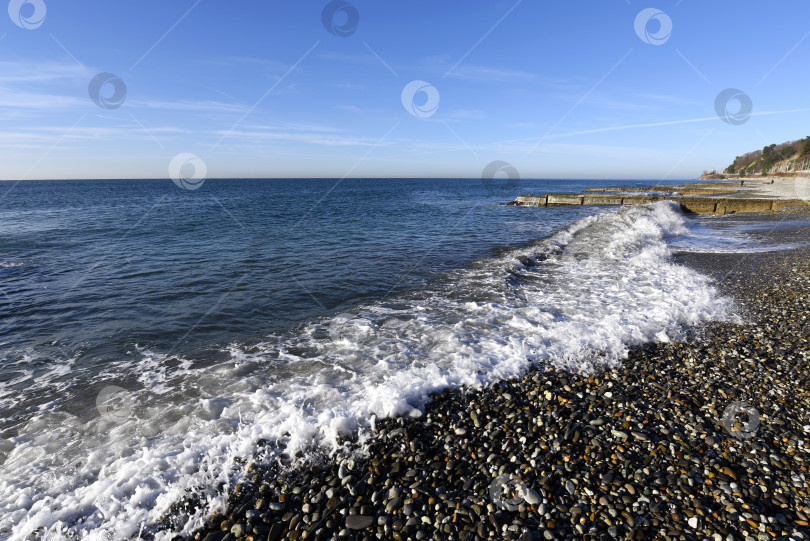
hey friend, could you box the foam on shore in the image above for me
[0,202,739,540]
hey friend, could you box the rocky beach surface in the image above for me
[192,242,810,541]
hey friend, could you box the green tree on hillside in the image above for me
[801,136,810,159]
[761,144,777,173]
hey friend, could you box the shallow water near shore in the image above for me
[0,178,807,539]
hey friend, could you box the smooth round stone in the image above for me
[565,480,576,495]
[521,486,541,505]
[386,497,403,513]
[346,515,375,530]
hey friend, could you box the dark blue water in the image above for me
[0,177,638,369]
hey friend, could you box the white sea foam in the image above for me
[0,202,739,540]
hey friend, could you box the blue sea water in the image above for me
[0,177,800,539]
[0,178,612,364]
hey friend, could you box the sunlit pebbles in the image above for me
[194,244,810,539]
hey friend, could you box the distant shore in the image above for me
[694,170,810,197]
[193,224,810,541]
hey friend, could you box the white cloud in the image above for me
[127,98,250,114]
[0,90,84,109]
[0,60,90,84]
[445,65,537,83]
[211,128,393,147]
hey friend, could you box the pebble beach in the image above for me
[193,224,810,541]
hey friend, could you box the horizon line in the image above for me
[0,175,699,182]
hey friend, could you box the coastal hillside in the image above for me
[703,136,810,178]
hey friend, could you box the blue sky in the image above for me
[1,0,809,180]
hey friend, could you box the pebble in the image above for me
[191,245,810,541]
[345,515,375,530]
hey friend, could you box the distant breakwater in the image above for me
[509,193,809,215]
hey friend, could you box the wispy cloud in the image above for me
[127,98,251,114]
[336,104,365,115]
[0,124,191,149]
[240,121,344,133]
[210,128,393,147]
[0,59,90,84]
[336,104,385,116]
[328,81,364,90]
[444,64,537,82]
[0,91,85,109]
[206,55,291,71]
[315,51,381,66]
[442,109,487,121]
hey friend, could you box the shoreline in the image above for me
[193,241,810,539]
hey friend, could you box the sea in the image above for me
[0,177,805,540]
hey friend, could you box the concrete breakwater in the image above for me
[508,193,809,215]
[584,185,738,196]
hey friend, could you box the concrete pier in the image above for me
[509,194,809,214]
